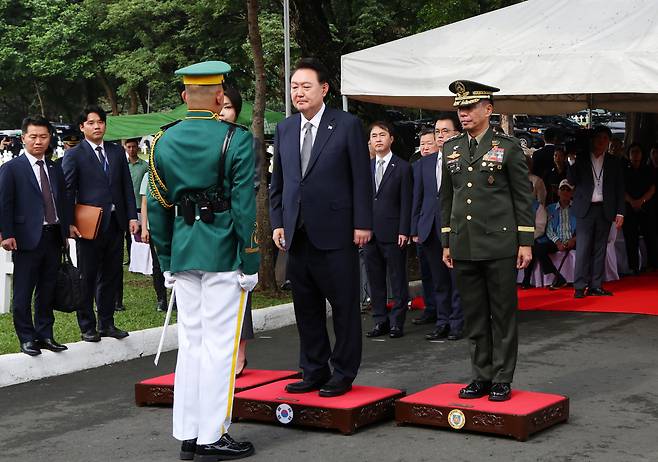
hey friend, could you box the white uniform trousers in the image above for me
[172,270,246,444]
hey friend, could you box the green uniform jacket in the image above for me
[147,110,260,275]
[440,126,534,260]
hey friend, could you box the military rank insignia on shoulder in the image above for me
[446,132,466,143]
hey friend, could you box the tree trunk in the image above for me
[96,71,119,115]
[247,0,278,292]
[34,82,45,116]
[128,89,139,114]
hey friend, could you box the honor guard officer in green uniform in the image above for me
[148,61,259,461]
[440,80,534,402]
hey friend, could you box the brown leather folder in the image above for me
[74,204,103,240]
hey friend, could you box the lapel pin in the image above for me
[327,124,333,130]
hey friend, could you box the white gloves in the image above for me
[163,271,176,289]
[238,272,258,292]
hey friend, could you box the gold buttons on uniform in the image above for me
[482,162,486,166]
[467,199,472,204]
[468,166,473,171]
[466,215,472,220]
[467,182,473,187]
[503,227,507,231]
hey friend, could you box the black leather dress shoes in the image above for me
[195,434,254,461]
[489,383,512,402]
[20,341,41,356]
[179,438,196,460]
[366,322,390,338]
[412,314,437,325]
[285,376,329,394]
[549,275,568,290]
[114,303,126,312]
[458,381,492,399]
[574,288,586,299]
[319,379,352,398]
[588,287,613,296]
[37,338,67,352]
[425,325,450,341]
[389,326,403,338]
[447,331,463,341]
[156,300,167,312]
[99,326,129,339]
[81,330,101,342]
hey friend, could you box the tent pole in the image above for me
[587,94,593,128]
[342,95,349,112]
[283,0,291,117]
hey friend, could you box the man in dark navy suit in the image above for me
[364,121,412,339]
[63,105,139,342]
[270,58,372,397]
[0,116,72,356]
[568,125,625,298]
[411,114,464,341]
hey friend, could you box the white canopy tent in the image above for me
[341,0,658,115]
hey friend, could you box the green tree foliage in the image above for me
[0,0,522,127]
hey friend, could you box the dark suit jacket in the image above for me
[0,155,71,249]
[567,152,625,221]
[371,154,412,243]
[531,144,555,179]
[411,152,442,244]
[62,140,137,233]
[269,106,372,250]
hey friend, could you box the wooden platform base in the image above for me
[395,383,568,441]
[134,369,301,406]
[233,379,405,435]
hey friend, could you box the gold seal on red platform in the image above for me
[448,409,466,429]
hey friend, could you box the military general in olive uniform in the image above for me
[440,81,534,402]
[148,61,259,461]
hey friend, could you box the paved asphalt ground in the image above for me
[1,309,657,462]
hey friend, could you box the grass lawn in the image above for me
[0,266,291,355]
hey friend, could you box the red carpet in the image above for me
[518,273,658,315]
[406,273,658,316]
[397,383,566,414]
[235,379,403,409]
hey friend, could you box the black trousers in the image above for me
[76,215,123,332]
[523,239,562,283]
[574,204,610,290]
[623,206,658,271]
[149,240,167,303]
[416,243,437,317]
[288,229,361,384]
[11,227,62,343]
[364,236,408,328]
[453,257,518,383]
[424,230,463,332]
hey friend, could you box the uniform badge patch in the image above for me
[448,409,466,429]
[483,147,504,163]
[447,152,461,160]
[276,404,294,424]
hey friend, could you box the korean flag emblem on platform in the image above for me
[276,403,294,424]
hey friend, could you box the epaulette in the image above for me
[446,132,466,142]
[494,131,515,140]
[221,119,249,132]
[160,119,181,131]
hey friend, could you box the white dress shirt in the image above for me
[24,151,59,224]
[435,151,443,193]
[85,139,116,212]
[299,103,326,152]
[590,152,605,202]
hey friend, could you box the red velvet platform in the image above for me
[134,369,302,406]
[233,379,405,434]
[395,383,568,441]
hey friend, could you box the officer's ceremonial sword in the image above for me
[154,287,176,366]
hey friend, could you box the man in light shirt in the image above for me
[567,125,625,298]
